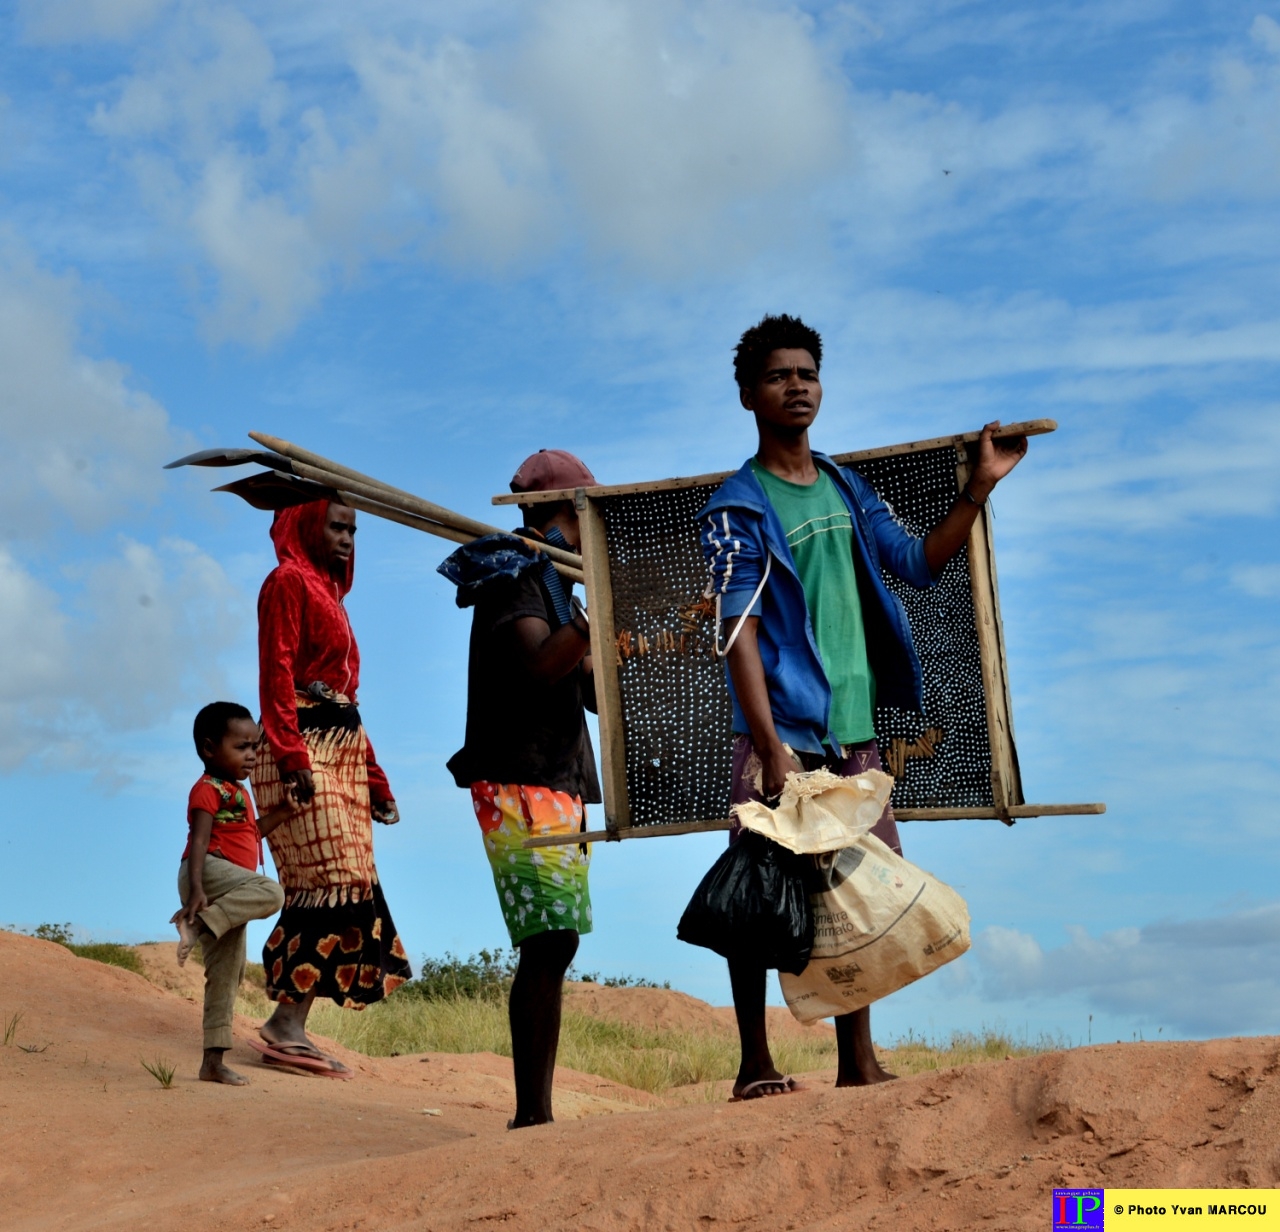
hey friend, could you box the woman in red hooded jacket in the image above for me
[250,498,410,1073]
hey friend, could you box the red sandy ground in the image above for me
[3,930,1278,1232]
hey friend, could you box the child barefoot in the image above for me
[175,702,297,1086]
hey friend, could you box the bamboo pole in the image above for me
[576,492,629,832]
[336,489,585,584]
[248,431,584,573]
[520,802,1108,847]
[492,419,1058,506]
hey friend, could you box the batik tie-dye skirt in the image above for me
[252,694,411,1007]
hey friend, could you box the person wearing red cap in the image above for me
[443,449,599,1128]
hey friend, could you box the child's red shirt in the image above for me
[183,774,261,872]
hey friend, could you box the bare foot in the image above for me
[835,1060,898,1087]
[170,910,201,967]
[200,1049,248,1086]
[834,1008,898,1087]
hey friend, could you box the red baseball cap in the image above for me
[509,449,597,494]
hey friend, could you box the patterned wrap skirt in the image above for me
[251,693,411,1007]
[472,782,593,947]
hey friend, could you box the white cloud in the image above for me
[189,151,325,344]
[19,0,171,44]
[0,244,245,771]
[0,540,243,774]
[71,4,1280,342]
[515,0,848,270]
[976,905,1280,1036]
[0,239,172,536]
[1231,563,1280,597]
[89,6,277,145]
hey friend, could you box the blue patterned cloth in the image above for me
[437,534,542,608]
[437,531,573,625]
[538,525,574,628]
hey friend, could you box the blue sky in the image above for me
[2,0,1278,1046]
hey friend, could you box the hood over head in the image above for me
[270,498,354,596]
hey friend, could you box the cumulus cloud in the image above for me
[69,3,1280,342]
[0,539,243,774]
[975,906,1280,1037]
[1231,563,1280,597]
[18,0,171,44]
[515,0,847,268]
[0,245,244,772]
[0,240,171,537]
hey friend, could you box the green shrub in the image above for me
[14,923,144,976]
[31,923,74,945]
[399,950,518,1002]
[67,943,145,976]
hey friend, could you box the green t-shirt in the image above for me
[750,458,876,745]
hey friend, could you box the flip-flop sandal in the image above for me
[259,1053,353,1080]
[247,1037,353,1079]
[730,1076,805,1102]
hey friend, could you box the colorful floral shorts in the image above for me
[472,782,593,946]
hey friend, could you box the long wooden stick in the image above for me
[249,431,583,572]
[521,801,1107,847]
[337,489,585,584]
[493,419,1058,506]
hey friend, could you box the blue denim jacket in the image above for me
[697,453,936,754]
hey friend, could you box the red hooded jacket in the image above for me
[257,500,392,802]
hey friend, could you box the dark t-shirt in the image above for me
[447,568,601,802]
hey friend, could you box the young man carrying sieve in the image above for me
[698,314,1027,1097]
[446,449,599,1128]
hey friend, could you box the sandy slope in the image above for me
[3,930,1278,1232]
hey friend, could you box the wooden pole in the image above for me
[954,443,1022,819]
[492,419,1058,506]
[334,489,585,585]
[521,801,1108,847]
[576,492,630,833]
[250,431,584,573]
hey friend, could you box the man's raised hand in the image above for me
[969,420,1029,501]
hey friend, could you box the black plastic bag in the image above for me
[676,831,814,975]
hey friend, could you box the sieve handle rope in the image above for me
[713,553,772,658]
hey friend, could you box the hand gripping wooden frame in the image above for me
[496,419,1104,848]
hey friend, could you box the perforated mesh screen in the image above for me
[601,484,733,827]
[598,444,995,826]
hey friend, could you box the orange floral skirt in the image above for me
[262,880,411,1008]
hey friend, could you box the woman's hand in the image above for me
[283,768,315,804]
[372,799,400,825]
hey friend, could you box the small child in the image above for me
[174,701,296,1086]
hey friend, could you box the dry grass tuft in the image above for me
[232,961,1060,1096]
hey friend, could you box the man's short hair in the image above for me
[733,314,823,390]
[193,701,253,759]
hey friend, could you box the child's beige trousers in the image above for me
[178,856,284,1051]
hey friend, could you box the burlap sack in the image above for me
[778,833,971,1023]
[733,765,894,855]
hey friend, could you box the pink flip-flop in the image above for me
[246,1036,353,1079]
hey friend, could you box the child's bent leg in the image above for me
[196,862,285,937]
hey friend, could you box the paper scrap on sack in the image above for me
[734,767,971,1023]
